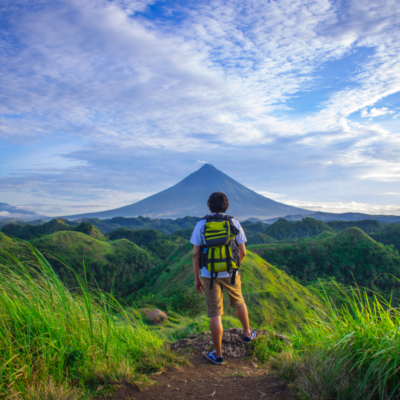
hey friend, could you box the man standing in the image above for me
[191,192,255,365]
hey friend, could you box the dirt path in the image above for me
[97,352,290,400]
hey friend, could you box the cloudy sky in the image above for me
[0,0,399,217]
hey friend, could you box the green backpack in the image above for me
[199,214,241,289]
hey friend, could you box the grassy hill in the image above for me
[30,231,156,297]
[0,232,15,249]
[138,244,324,331]
[326,219,386,233]
[249,227,400,304]
[107,227,186,261]
[263,217,334,241]
[79,215,202,234]
[1,218,106,241]
[247,232,277,245]
[312,230,336,240]
[371,223,400,252]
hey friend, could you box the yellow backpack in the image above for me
[200,214,240,289]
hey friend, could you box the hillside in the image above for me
[30,231,156,296]
[249,227,400,304]
[370,223,400,252]
[139,244,324,331]
[1,219,106,241]
[0,232,15,249]
[62,164,311,220]
[243,217,334,242]
[107,228,186,260]
[84,215,202,234]
[326,219,386,234]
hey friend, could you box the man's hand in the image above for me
[195,278,204,294]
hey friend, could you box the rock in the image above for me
[148,309,168,323]
[274,333,292,346]
[170,328,292,357]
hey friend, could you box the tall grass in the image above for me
[265,282,400,400]
[0,244,177,399]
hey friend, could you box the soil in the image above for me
[96,352,290,400]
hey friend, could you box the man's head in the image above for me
[207,192,229,213]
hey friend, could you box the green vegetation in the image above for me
[0,232,14,249]
[107,227,186,261]
[251,227,400,305]
[371,223,400,252]
[136,244,324,330]
[254,284,400,399]
[326,219,386,234]
[1,219,105,241]
[247,232,277,245]
[31,231,156,296]
[262,217,334,241]
[0,245,178,399]
[2,213,400,398]
[241,221,268,236]
[79,215,202,234]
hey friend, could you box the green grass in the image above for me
[142,245,324,331]
[0,244,179,399]
[258,282,400,399]
[1,219,106,241]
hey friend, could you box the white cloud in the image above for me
[1,0,400,214]
[361,107,394,118]
[280,199,400,215]
[256,191,287,200]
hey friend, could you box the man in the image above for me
[190,192,255,365]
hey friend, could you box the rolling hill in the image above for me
[1,219,105,241]
[249,227,400,304]
[61,164,312,221]
[30,231,156,296]
[137,243,324,330]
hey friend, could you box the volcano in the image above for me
[62,164,312,220]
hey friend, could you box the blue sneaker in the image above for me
[243,329,256,344]
[206,350,224,365]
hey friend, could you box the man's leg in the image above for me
[203,278,224,358]
[210,316,223,358]
[236,303,251,338]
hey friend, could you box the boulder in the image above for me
[170,328,291,357]
[148,309,168,323]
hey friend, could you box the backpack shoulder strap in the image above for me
[204,213,235,222]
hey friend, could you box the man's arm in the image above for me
[193,245,204,294]
[239,243,246,263]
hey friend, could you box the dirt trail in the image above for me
[97,352,290,400]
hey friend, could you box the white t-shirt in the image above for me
[190,214,247,278]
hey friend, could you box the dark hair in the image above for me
[207,192,229,213]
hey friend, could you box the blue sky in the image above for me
[0,0,399,217]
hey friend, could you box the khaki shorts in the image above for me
[203,274,245,317]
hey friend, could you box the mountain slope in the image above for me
[249,227,400,305]
[62,164,311,220]
[139,244,324,330]
[30,231,155,296]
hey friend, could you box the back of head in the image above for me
[207,192,229,213]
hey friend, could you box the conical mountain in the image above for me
[63,164,311,220]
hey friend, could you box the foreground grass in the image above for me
[0,245,179,399]
[255,283,400,399]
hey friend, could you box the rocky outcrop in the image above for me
[148,309,168,323]
[170,328,291,357]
